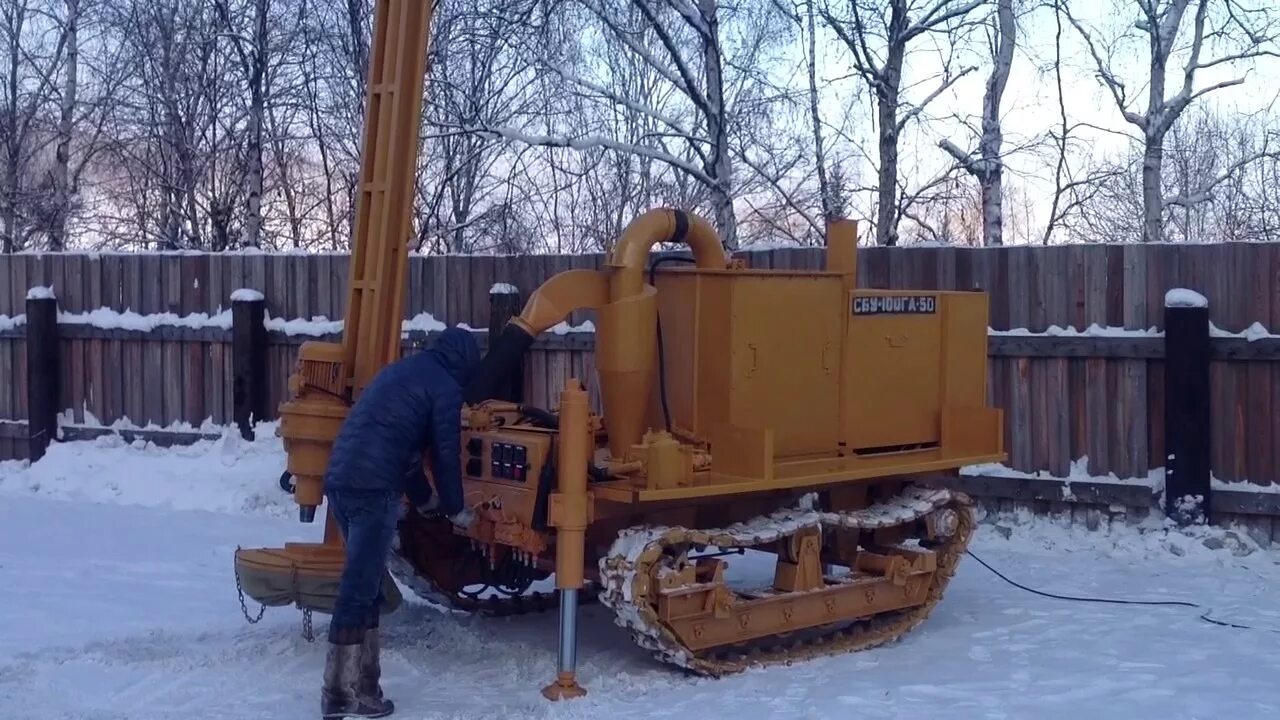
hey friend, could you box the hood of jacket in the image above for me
[429,326,481,387]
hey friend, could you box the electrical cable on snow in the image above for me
[965,549,1279,634]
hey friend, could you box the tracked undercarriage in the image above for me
[597,484,974,675]
[385,479,974,675]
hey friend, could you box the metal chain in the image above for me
[285,563,316,643]
[233,549,266,624]
[231,547,316,642]
[301,607,315,642]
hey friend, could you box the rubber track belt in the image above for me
[595,484,976,675]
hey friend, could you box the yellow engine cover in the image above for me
[648,268,992,461]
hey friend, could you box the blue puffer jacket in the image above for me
[324,326,481,516]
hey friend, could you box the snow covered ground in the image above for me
[1,429,1279,720]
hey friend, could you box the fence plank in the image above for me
[468,255,496,328]
[1068,357,1086,463]
[1273,359,1280,490]
[332,253,350,319]
[444,256,469,325]
[0,336,12,420]
[993,247,1012,326]
[15,338,27,418]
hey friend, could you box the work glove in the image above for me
[450,507,476,532]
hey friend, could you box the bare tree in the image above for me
[46,0,78,250]
[1037,0,1124,244]
[412,0,549,253]
[821,0,984,246]
[937,0,1015,246]
[564,0,742,247]
[449,0,791,250]
[1066,0,1280,242]
[214,0,270,248]
[2,0,69,251]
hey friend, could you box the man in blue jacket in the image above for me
[320,326,481,719]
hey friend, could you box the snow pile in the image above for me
[989,324,1162,337]
[962,457,1166,491]
[0,313,25,330]
[264,313,343,336]
[26,285,56,300]
[490,282,518,295]
[258,311,452,337]
[1212,475,1280,495]
[1165,288,1208,308]
[57,406,227,435]
[0,422,296,518]
[1211,321,1278,342]
[548,319,595,334]
[59,307,234,331]
[230,288,265,302]
[403,311,447,333]
[976,501,1276,566]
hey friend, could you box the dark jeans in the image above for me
[326,487,402,644]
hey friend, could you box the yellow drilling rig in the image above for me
[232,0,1005,699]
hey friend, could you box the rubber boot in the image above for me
[321,642,395,719]
[358,627,393,712]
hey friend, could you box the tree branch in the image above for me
[439,123,717,187]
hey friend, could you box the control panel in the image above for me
[459,427,557,540]
[463,428,552,487]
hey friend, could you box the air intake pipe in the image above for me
[596,209,727,460]
[465,208,728,461]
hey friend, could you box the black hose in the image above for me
[587,464,610,483]
[517,405,558,429]
[966,549,1276,633]
[464,322,535,405]
[649,253,698,433]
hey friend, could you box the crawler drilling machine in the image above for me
[232,0,1005,699]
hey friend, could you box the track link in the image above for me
[596,484,975,675]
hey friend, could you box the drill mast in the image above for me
[275,0,437,522]
[342,0,435,395]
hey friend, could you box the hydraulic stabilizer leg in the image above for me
[542,379,590,701]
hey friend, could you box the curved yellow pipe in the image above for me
[606,208,729,301]
[502,209,727,462]
[510,269,610,336]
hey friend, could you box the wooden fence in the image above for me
[0,244,1277,542]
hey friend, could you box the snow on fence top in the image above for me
[1211,321,1277,342]
[26,286,55,300]
[549,319,595,334]
[962,457,1165,491]
[989,323,1162,337]
[490,282,518,295]
[59,308,234,332]
[230,288,265,302]
[0,303,596,337]
[1165,288,1208,308]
